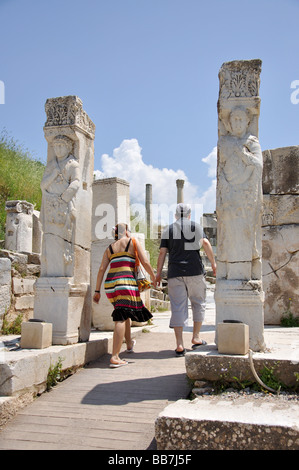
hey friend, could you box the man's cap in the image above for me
[176,203,191,217]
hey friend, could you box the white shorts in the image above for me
[167,275,206,328]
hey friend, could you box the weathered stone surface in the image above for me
[14,295,34,311]
[262,224,299,324]
[34,96,95,344]
[0,331,110,396]
[0,258,11,329]
[263,146,299,195]
[185,346,299,388]
[21,321,52,349]
[91,177,130,330]
[5,200,34,253]
[12,278,35,295]
[155,398,299,450]
[262,194,299,227]
[215,59,264,351]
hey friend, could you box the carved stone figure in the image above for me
[215,60,265,351]
[34,96,95,345]
[217,106,263,280]
[40,135,80,277]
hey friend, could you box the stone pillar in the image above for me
[5,200,34,252]
[34,96,95,344]
[215,60,265,351]
[145,184,152,239]
[91,177,130,330]
[176,179,184,203]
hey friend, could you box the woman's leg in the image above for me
[111,321,127,364]
[124,318,134,350]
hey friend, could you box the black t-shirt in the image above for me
[160,218,206,278]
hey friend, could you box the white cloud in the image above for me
[202,146,217,178]
[94,139,217,221]
[200,146,217,213]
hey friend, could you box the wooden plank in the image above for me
[0,332,192,450]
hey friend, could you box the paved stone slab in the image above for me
[155,397,299,450]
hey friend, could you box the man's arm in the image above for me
[156,247,168,283]
[201,238,216,276]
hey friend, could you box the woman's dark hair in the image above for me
[114,223,129,240]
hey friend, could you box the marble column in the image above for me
[215,60,265,351]
[176,179,184,203]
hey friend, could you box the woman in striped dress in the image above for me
[93,223,156,368]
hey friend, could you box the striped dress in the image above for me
[104,239,153,323]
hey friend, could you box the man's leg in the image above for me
[168,277,188,353]
[185,275,207,345]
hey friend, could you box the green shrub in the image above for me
[0,130,45,239]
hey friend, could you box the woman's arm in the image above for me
[135,238,157,288]
[93,248,110,303]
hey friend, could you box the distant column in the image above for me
[145,184,152,239]
[176,179,184,203]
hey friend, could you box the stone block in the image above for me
[21,321,52,349]
[12,278,36,295]
[263,146,299,195]
[155,398,299,450]
[262,224,299,324]
[262,194,299,226]
[217,322,249,355]
[15,295,34,311]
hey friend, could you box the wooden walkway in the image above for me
[0,330,210,450]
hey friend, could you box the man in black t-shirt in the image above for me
[156,204,216,356]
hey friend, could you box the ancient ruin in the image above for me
[215,59,265,351]
[34,96,95,344]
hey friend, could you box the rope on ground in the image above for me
[248,349,279,394]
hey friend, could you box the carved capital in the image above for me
[218,59,262,100]
[44,96,95,138]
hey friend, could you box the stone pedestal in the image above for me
[34,96,95,344]
[215,280,265,351]
[215,60,265,351]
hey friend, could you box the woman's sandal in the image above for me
[191,340,207,349]
[125,339,136,353]
[109,360,128,368]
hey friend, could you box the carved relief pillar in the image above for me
[5,200,34,252]
[34,96,95,344]
[215,60,265,351]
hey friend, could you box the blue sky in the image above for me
[0,0,298,214]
